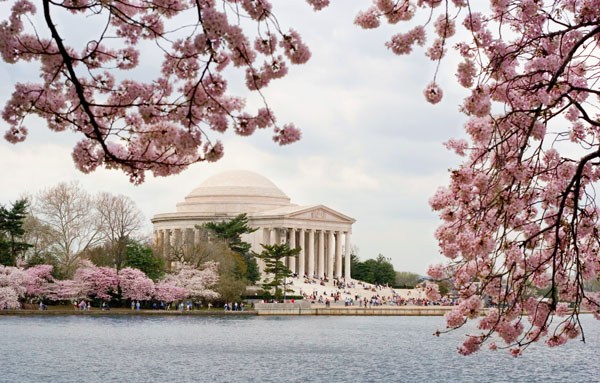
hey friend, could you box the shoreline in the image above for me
[2,304,592,317]
[253,302,455,316]
[0,308,256,316]
[0,304,455,317]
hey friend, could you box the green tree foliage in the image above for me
[349,252,361,277]
[254,243,299,301]
[214,274,247,304]
[202,213,260,283]
[436,280,452,298]
[177,239,248,302]
[209,243,248,301]
[395,271,422,289]
[0,198,32,266]
[123,241,165,281]
[351,254,396,286]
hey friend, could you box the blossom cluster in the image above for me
[0,0,325,183]
[353,0,600,353]
[0,261,220,307]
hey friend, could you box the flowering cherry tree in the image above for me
[46,279,84,302]
[118,267,155,301]
[0,265,27,309]
[154,279,188,304]
[170,262,220,301]
[0,262,220,306]
[349,0,600,354]
[0,286,21,309]
[1,265,56,305]
[0,0,325,183]
[74,261,119,301]
[23,264,54,301]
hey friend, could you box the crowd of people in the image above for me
[288,275,456,308]
[74,300,91,311]
[223,302,244,311]
[3,274,457,312]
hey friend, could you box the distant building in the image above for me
[152,170,355,279]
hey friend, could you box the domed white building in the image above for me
[152,170,355,279]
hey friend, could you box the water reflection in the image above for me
[0,315,598,382]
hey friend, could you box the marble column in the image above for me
[256,228,271,275]
[163,229,172,259]
[174,228,183,251]
[307,229,315,277]
[194,227,202,246]
[298,229,305,277]
[344,232,352,279]
[288,228,296,274]
[327,231,335,279]
[270,228,277,246]
[185,228,194,256]
[263,228,271,245]
[335,230,343,278]
[158,230,165,251]
[317,230,325,279]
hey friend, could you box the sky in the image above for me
[0,1,469,275]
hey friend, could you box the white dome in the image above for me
[175,170,292,214]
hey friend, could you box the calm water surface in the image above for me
[0,315,598,383]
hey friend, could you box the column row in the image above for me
[262,227,351,280]
[154,226,352,280]
[154,227,210,260]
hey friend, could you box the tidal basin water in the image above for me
[1,315,598,383]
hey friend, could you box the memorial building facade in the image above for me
[151,170,355,279]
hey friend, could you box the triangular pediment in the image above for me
[286,205,355,223]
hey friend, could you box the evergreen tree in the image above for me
[351,253,396,286]
[202,213,260,283]
[254,243,299,302]
[0,199,32,266]
[123,240,165,281]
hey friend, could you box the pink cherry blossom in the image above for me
[23,264,54,299]
[434,15,455,38]
[118,268,155,301]
[354,8,381,29]
[0,266,27,308]
[1,1,314,183]
[168,262,220,301]
[426,263,444,280]
[273,124,302,146]
[385,26,426,56]
[458,335,482,356]
[305,0,330,11]
[74,261,119,301]
[426,38,446,61]
[154,280,188,303]
[0,287,21,309]
[47,279,85,301]
[423,82,443,104]
[424,282,441,301]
